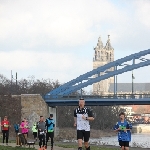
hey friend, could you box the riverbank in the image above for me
[61,133,150,149]
[56,128,116,141]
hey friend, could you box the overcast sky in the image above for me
[0,0,150,91]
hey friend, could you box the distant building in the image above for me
[121,106,135,116]
[93,35,114,94]
[92,36,150,95]
[109,83,150,93]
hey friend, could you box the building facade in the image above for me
[93,35,114,94]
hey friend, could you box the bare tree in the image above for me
[0,74,61,95]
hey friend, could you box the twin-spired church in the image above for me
[93,36,150,95]
[93,35,114,95]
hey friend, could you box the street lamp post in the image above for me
[132,70,135,98]
[80,88,82,98]
[10,70,18,95]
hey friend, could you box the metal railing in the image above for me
[43,94,150,100]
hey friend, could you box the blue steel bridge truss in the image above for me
[44,49,150,100]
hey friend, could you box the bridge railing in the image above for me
[43,94,150,100]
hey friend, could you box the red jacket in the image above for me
[1,120,9,130]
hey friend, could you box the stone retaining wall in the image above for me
[21,94,49,129]
[0,95,21,136]
[0,94,49,137]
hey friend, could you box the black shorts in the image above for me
[77,130,90,142]
[22,132,28,138]
[119,141,129,147]
[46,132,54,139]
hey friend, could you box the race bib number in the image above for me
[120,126,126,130]
[4,125,8,127]
[39,131,44,135]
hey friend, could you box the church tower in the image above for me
[93,35,114,95]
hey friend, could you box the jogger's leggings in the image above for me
[46,132,54,148]
[2,130,9,143]
[39,134,45,148]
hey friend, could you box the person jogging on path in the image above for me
[0,116,10,145]
[45,114,55,150]
[114,112,132,150]
[74,98,94,150]
[37,116,46,150]
[20,118,29,144]
[32,122,38,141]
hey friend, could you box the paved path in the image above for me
[1,142,150,150]
[55,142,150,150]
[0,143,75,150]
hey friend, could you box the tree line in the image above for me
[0,74,60,95]
[0,74,124,130]
[57,106,124,130]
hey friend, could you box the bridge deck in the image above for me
[45,98,150,106]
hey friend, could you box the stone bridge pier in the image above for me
[21,94,58,136]
[49,106,58,135]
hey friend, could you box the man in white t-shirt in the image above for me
[74,98,94,150]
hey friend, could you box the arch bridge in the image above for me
[43,49,150,106]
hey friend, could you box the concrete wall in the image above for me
[0,95,22,136]
[49,107,56,126]
[0,94,56,137]
[49,107,59,137]
[21,94,49,129]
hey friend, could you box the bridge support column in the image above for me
[49,107,58,137]
[114,66,118,97]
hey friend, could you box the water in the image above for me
[89,133,150,148]
[63,133,150,148]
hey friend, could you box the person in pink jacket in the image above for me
[20,118,29,143]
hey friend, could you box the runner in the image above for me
[37,116,46,150]
[74,98,94,150]
[20,118,29,144]
[14,122,19,136]
[45,114,55,150]
[114,112,132,150]
[0,116,10,145]
[32,122,38,141]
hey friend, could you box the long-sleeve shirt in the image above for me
[37,121,46,135]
